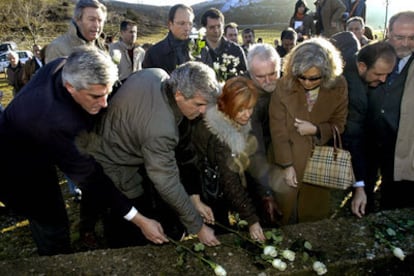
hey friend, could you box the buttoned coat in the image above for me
[269,76,348,224]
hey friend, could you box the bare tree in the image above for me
[13,0,53,45]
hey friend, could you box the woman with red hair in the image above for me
[189,76,266,241]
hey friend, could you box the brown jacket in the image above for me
[394,60,414,181]
[269,76,348,224]
[319,0,346,37]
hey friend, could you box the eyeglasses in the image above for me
[298,75,322,82]
[173,21,193,27]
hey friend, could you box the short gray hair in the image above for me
[166,61,220,104]
[73,0,107,21]
[62,47,118,91]
[283,37,343,89]
[247,43,281,73]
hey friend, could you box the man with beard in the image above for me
[337,41,397,217]
[245,43,283,226]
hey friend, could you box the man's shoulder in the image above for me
[146,36,169,53]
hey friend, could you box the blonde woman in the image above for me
[269,37,348,225]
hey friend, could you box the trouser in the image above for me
[0,159,73,256]
[29,217,72,256]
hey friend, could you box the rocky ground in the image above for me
[0,177,355,261]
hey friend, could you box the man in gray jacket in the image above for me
[82,61,221,247]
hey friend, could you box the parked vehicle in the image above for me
[0,50,33,73]
[0,41,17,55]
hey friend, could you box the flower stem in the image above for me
[168,237,216,268]
[214,221,262,247]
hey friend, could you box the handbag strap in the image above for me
[331,125,343,161]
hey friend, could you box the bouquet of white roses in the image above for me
[213,53,241,82]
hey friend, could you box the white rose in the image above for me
[112,49,121,64]
[393,247,405,261]
[272,258,287,271]
[282,249,296,262]
[213,62,220,71]
[263,245,278,257]
[214,265,227,276]
[312,261,328,275]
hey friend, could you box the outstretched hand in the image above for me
[130,213,169,244]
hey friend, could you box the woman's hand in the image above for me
[283,166,298,188]
[190,194,215,224]
[294,118,318,136]
[249,222,265,242]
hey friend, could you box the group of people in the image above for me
[0,0,413,259]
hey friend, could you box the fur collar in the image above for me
[203,106,251,154]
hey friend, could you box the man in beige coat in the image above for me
[45,0,107,63]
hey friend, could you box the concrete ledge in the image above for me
[1,209,413,275]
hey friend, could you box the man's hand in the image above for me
[190,194,215,224]
[351,187,367,218]
[130,212,169,244]
[262,195,283,224]
[283,166,298,188]
[197,224,220,246]
[249,222,265,242]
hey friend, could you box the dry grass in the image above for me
[0,73,12,108]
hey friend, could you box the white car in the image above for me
[0,50,33,73]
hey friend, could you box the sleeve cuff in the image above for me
[123,206,138,221]
[353,181,365,188]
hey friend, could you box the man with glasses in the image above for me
[365,11,414,211]
[245,43,283,226]
[142,4,194,73]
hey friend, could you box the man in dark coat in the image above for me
[0,48,162,256]
[365,11,414,211]
[338,41,397,217]
[199,8,247,82]
[142,4,194,73]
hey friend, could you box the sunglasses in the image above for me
[298,75,322,82]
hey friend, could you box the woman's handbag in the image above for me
[303,125,355,190]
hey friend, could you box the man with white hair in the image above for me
[0,47,148,256]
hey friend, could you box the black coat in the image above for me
[0,58,132,221]
[142,32,191,74]
[191,108,260,226]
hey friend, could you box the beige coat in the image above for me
[109,40,145,81]
[269,76,348,224]
[394,60,414,181]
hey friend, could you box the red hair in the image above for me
[218,76,258,120]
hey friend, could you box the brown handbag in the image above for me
[303,125,355,190]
